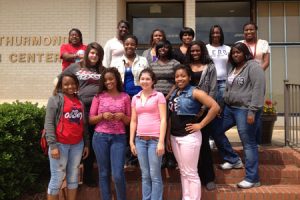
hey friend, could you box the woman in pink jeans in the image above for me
[167,64,219,200]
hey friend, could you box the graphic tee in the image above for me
[56,96,84,144]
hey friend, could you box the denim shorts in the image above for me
[47,140,84,195]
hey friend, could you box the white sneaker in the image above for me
[237,180,261,189]
[220,159,243,170]
[209,139,215,149]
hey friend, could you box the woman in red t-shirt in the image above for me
[60,28,87,71]
[45,73,89,200]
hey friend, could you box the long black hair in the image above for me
[228,42,254,68]
[149,28,166,47]
[98,67,123,93]
[208,25,225,45]
[155,40,173,60]
[53,73,79,96]
[187,40,212,64]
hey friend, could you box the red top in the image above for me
[56,96,84,144]
[60,43,87,71]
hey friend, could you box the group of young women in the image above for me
[45,20,269,200]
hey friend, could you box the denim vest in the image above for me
[169,85,202,116]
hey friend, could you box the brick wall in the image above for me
[0,0,120,105]
[0,0,194,105]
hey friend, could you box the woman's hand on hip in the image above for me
[185,123,201,133]
[156,142,165,156]
[51,148,60,160]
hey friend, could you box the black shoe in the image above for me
[166,158,177,169]
[161,155,167,169]
[127,156,138,166]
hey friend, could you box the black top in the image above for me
[190,71,203,86]
[169,95,199,137]
[173,48,188,64]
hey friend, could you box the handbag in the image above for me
[40,129,48,155]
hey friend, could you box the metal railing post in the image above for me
[284,80,290,146]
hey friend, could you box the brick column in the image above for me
[184,0,196,36]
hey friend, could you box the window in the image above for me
[196,2,250,44]
[127,3,184,46]
[257,1,300,113]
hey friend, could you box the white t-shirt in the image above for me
[102,37,124,68]
[227,72,237,85]
[206,44,231,80]
[239,39,270,66]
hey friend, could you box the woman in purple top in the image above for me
[142,29,167,64]
[89,67,131,200]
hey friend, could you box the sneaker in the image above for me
[206,181,216,191]
[237,180,261,189]
[209,139,215,149]
[220,159,243,170]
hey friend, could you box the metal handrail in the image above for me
[284,80,300,147]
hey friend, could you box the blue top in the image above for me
[124,67,142,97]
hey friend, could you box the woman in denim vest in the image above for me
[167,65,219,200]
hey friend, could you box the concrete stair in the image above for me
[58,146,300,200]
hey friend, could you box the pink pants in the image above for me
[171,131,202,200]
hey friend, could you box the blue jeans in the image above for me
[216,80,226,106]
[92,132,126,200]
[219,105,261,182]
[48,140,84,195]
[135,137,163,200]
[256,111,262,144]
[211,115,241,165]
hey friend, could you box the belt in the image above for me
[138,136,159,141]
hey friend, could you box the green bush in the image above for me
[0,101,48,200]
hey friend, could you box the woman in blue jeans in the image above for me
[89,68,131,200]
[130,68,167,200]
[214,42,265,189]
[45,73,89,200]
